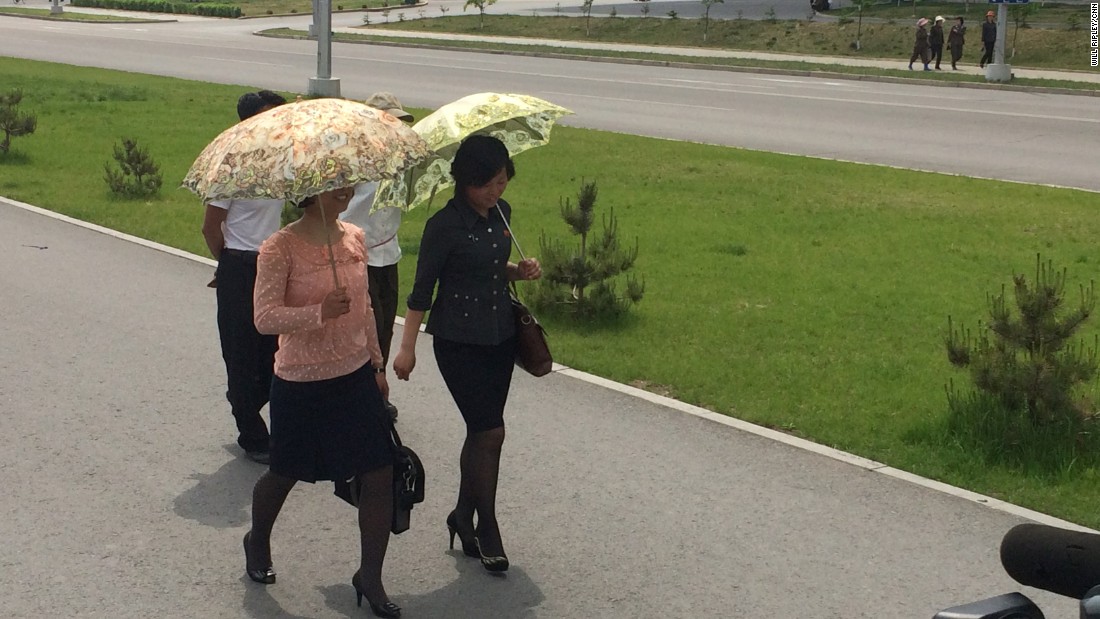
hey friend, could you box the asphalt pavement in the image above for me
[12,0,1097,87]
[0,193,1092,618]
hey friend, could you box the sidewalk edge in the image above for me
[7,195,1093,534]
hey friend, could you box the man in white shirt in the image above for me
[201,90,287,464]
[340,92,414,422]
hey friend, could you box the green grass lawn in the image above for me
[840,0,1084,27]
[0,5,158,19]
[357,14,1098,71]
[3,57,1099,528]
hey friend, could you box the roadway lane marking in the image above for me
[194,56,288,67]
[661,77,778,90]
[547,89,1100,125]
[752,77,856,88]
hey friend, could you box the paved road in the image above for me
[1,14,1099,191]
[0,197,1085,617]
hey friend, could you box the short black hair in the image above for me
[957,16,964,23]
[236,90,287,121]
[450,135,515,191]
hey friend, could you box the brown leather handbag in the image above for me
[497,205,553,377]
[510,283,552,377]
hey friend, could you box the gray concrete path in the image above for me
[1,198,1089,618]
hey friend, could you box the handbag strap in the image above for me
[496,203,527,302]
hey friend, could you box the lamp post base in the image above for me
[984,63,1012,83]
[307,77,341,98]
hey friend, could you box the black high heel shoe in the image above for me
[446,511,479,558]
[242,532,276,584]
[352,571,401,618]
[473,531,509,573]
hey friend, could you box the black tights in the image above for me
[247,467,394,603]
[452,427,506,557]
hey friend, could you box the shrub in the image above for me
[104,137,163,198]
[0,89,37,155]
[532,180,645,318]
[945,255,1098,427]
[69,0,241,17]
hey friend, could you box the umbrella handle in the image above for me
[495,203,526,262]
[317,198,341,289]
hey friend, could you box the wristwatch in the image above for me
[373,366,386,374]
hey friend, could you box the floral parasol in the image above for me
[182,97,434,204]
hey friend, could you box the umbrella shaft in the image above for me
[495,204,526,262]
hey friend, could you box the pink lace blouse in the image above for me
[254,222,383,382]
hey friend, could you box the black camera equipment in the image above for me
[934,524,1100,619]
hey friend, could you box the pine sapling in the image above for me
[946,254,1098,425]
[0,89,37,155]
[104,137,163,198]
[535,180,644,318]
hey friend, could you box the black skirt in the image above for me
[268,363,393,483]
[433,336,516,433]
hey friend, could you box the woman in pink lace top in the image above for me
[243,187,402,619]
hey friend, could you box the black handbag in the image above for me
[334,421,425,535]
[497,205,553,377]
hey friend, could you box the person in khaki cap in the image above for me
[338,92,415,422]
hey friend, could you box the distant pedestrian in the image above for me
[201,89,287,465]
[929,15,945,70]
[979,10,996,68]
[948,16,966,70]
[909,18,931,71]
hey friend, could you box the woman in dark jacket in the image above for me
[393,135,542,573]
[948,17,966,70]
[909,18,931,71]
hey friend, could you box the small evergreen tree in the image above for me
[0,89,37,155]
[534,180,644,318]
[945,255,1098,426]
[104,137,163,198]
